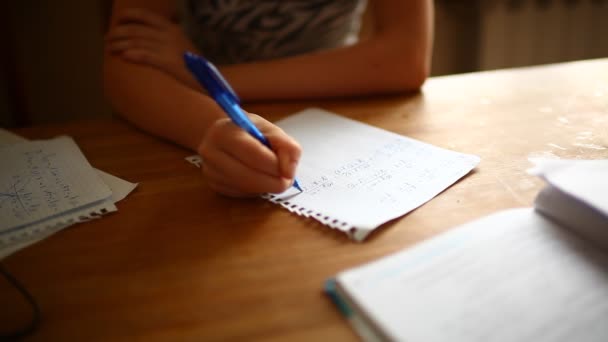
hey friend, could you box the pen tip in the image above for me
[293,180,303,192]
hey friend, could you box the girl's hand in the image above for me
[198,114,302,197]
[105,8,198,87]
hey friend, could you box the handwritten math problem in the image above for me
[1,149,80,226]
[295,138,476,207]
[268,109,480,240]
[0,137,111,233]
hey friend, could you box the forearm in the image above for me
[221,0,433,101]
[103,55,223,151]
[221,39,428,101]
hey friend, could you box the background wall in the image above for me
[433,0,608,74]
[2,0,607,127]
[1,1,111,127]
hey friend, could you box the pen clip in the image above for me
[183,52,240,104]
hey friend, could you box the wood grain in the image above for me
[1,59,607,341]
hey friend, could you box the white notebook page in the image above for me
[337,208,608,342]
[267,109,480,241]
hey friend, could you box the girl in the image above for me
[104,0,434,197]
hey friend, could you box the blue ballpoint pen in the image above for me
[183,51,303,192]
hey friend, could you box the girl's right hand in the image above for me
[198,114,301,197]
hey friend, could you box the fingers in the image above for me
[253,116,302,180]
[113,8,171,30]
[266,131,301,180]
[105,28,165,67]
[105,24,161,46]
[105,20,165,56]
[121,49,164,67]
[198,117,301,197]
[106,37,160,55]
[105,7,195,81]
[105,8,172,55]
[202,156,292,195]
[206,119,279,177]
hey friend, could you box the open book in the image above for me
[326,159,608,342]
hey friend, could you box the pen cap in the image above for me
[183,52,240,104]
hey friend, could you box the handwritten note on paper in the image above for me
[0,136,112,233]
[266,109,480,241]
[0,129,138,204]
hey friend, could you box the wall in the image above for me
[1,1,607,127]
[478,0,608,70]
[3,1,112,127]
[432,0,608,74]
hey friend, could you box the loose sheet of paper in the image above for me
[0,130,137,259]
[337,208,608,342]
[266,109,480,240]
[0,136,112,232]
[0,129,138,203]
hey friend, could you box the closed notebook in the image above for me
[325,159,608,342]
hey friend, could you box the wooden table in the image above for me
[2,59,607,341]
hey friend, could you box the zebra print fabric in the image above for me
[180,0,367,65]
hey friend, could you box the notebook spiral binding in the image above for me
[0,207,110,248]
[262,194,360,237]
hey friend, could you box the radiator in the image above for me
[478,0,608,70]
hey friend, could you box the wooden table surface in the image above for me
[2,59,607,341]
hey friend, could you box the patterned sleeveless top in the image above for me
[180,0,367,65]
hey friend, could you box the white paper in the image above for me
[266,109,480,240]
[0,129,138,204]
[96,169,138,203]
[336,208,608,342]
[0,136,113,232]
[528,158,608,250]
[529,158,608,215]
[0,128,27,145]
[0,129,137,259]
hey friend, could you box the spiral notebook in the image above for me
[187,108,480,240]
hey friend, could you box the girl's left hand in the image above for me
[105,8,199,86]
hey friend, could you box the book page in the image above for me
[337,209,608,342]
[267,109,480,241]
